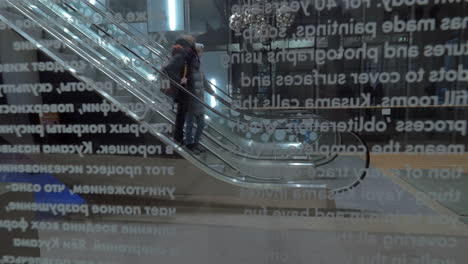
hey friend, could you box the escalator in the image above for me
[0,0,370,194]
[68,0,313,116]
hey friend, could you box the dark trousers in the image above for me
[174,100,188,144]
[185,112,205,145]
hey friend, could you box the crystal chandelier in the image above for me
[229,0,296,42]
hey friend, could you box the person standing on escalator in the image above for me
[164,35,197,144]
[184,43,214,154]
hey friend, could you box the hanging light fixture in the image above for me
[275,5,296,29]
[229,0,296,42]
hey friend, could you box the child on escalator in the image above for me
[184,43,213,154]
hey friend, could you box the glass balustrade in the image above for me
[0,0,370,192]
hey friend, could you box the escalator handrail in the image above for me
[3,0,368,193]
[74,12,323,128]
[81,0,168,59]
[61,1,328,129]
[48,1,338,165]
[69,1,370,193]
[78,0,235,98]
[332,132,370,194]
[78,0,322,119]
[81,0,236,101]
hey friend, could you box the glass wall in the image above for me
[0,0,467,263]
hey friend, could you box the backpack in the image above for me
[160,62,188,100]
[160,45,189,99]
[159,68,177,98]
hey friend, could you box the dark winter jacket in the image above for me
[163,38,197,103]
[188,56,208,115]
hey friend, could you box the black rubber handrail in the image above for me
[79,0,321,118]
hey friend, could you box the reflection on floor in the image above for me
[35,216,467,264]
[371,154,468,216]
[1,153,468,263]
[334,165,436,215]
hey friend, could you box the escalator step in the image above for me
[207,164,225,173]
